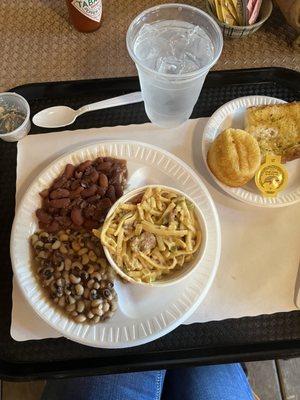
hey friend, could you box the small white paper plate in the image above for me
[11,140,221,348]
[202,96,300,207]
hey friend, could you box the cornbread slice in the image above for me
[245,102,300,163]
[207,128,261,187]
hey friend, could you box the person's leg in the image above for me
[41,370,166,400]
[162,363,253,400]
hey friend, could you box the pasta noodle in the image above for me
[97,187,202,283]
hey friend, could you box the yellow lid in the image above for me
[255,155,288,197]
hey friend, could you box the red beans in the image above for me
[70,180,80,190]
[89,170,99,184]
[97,198,112,210]
[114,184,123,198]
[81,185,98,198]
[49,188,70,199]
[69,186,84,199]
[98,173,108,188]
[39,189,49,198]
[36,208,52,224]
[97,187,107,197]
[77,160,92,172]
[49,198,71,208]
[106,185,116,203]
[71,208,84,226]
[52,176,67,190]
[83,204,96,219]
[39,220,59,232]
[96,161,112,172]
[63,164,75,179]
[36,158,127,232]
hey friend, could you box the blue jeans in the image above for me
[42,363,253,400]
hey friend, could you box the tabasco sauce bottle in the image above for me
[66,0,102,32]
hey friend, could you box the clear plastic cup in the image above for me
[127,4,223,128]
[0,92,30,142]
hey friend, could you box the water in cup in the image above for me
[134,22,214,75]
[127,5,223,128]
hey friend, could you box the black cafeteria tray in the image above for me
[0,67,299,380]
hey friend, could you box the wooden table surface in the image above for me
[0,0,299,92]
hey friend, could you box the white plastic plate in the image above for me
[11,141,221,348]
[202,96,300,207]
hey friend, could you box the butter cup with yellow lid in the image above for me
[255,155,288,197]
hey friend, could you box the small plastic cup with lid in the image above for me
[0,92,31,142]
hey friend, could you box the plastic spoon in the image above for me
[32,91,143,128]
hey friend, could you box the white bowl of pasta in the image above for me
[95,185,207,286]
